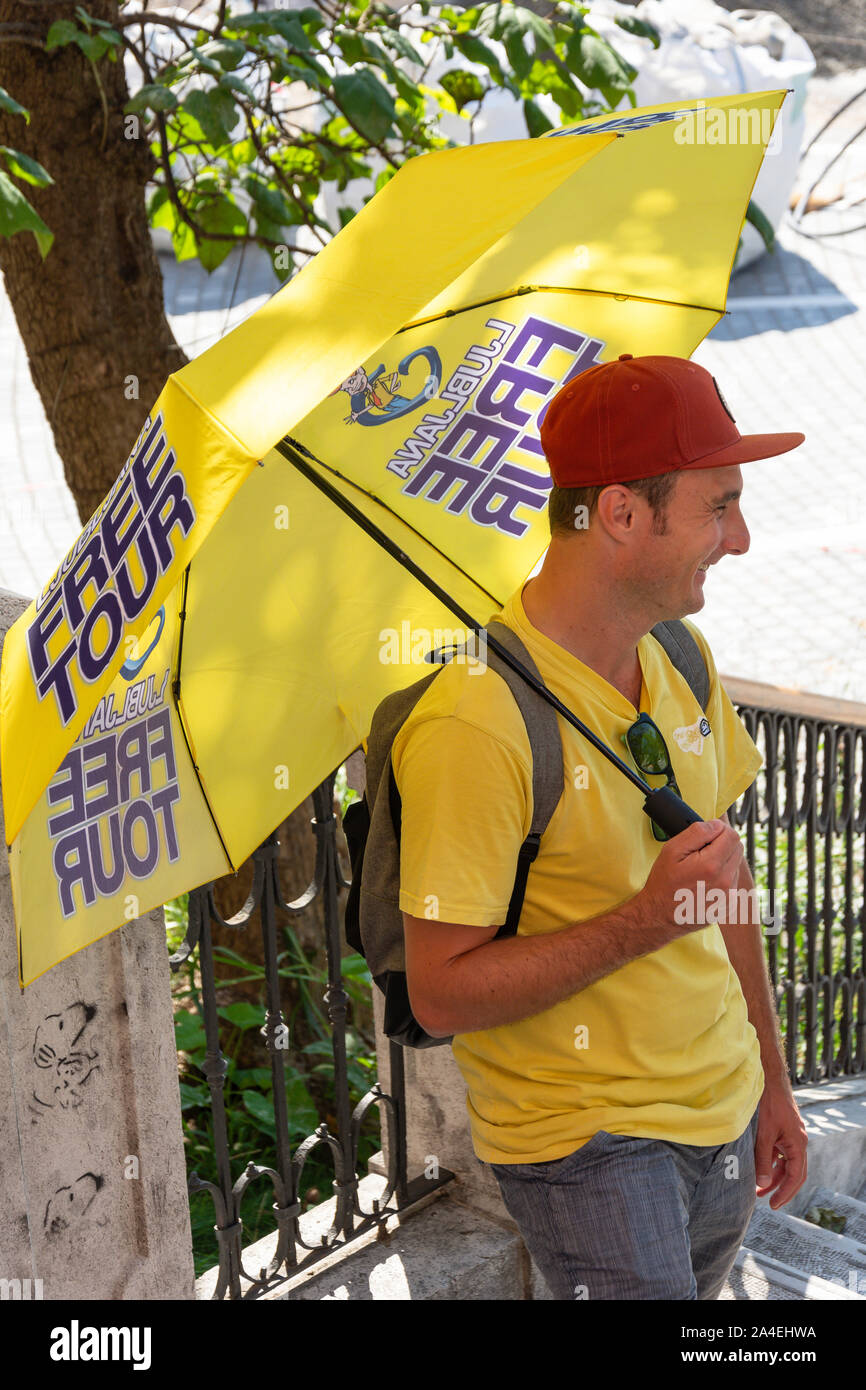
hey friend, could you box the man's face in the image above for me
[625,464,750,620]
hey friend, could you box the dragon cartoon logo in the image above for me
[330,346,442,426]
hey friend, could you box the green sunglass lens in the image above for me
[627,723,669,775]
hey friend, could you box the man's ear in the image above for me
[595,483,643,540]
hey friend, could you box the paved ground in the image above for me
[693,67,866,703]
[2,66,865,702]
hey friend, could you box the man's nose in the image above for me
[724,506,750,557]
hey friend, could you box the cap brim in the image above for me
[682,432,805,470]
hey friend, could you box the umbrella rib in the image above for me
[172,563,237,875]
[399,285,726,333]
[277,435,506,612]
[276,436,653,797]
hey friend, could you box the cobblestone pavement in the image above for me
[2,70,865,702]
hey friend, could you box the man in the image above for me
[392,353,809,1300]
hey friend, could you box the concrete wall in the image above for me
[372,990,518,1228]
[0,589,194,1300]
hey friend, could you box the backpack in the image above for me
[342,617,710,1049]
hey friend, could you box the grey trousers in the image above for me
[489,1103,761,1300]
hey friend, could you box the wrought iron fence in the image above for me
[170,689,865,1298]
[169,772,451,1301]
[727,689,866,1086]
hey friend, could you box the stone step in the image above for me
[719,1197,866,1298]
[721,1245,863,1300]
[804,1187,866,1246]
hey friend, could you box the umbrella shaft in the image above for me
[278,438,651,795]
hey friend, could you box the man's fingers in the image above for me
[755,1131,777,1192]
[669,818,729,860]
[755,1131,808,1209]
[769,1143,808,1209]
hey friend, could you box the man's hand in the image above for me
[754,1078,808,1209]
[641,818,745,940]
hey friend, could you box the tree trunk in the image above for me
[0,7,371,1081]
[0,0,184,524]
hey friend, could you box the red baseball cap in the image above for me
[540,353,805,487]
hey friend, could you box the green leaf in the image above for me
[0,86,30,123]
[614,14,661,49]
[194,193,246,270]
[178,1081,208,1111]
[374,167,396,194]
[196,38,247,72]
[272,246,293,284]
[170,213,198,263]
[234,1067,274,1090]
[565,31,636,101]
[521,60,583,120]
[334,30,364,66]
[174,1010,206,1053]
[217,1001,265,1031]
[0,147,53,188]
[0,172,52,256]
[745,199,775,255]
[74,32,112,62]
[393,69,426,114]
[292,6,329,33]
[45,19,81,51]
[177,49,223,79]
[269,14,316,49]
[333,70,396,144]
[280,144,324,179]
[253,212,284,245]
[169,107,208,148]
[440,69,485,110]
[125,84,179,115]
[242,1091,276,1136]
[476,2,556,78]
[505,32,532,81]
[476,3,556,49]
[148,186,172,227]
[182,88,238,149]
[452,33,505,84]
[341,953,372,981]
[243,173,292,225]
[523,97,553,138]
[381,29,424,66]
[284,1074,318,1137]
[218,72,257,102]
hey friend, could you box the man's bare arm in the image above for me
[717,817,808,1208]
[717,817,789,1085]
[404,818,745,1037]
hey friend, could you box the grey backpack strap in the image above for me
[650,619,710,713]
[485,620,564,936]
[360,669,440,978]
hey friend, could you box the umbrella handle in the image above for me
[642,785,703,838]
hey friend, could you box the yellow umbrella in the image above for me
[2,88,789,984]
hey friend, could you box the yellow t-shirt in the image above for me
[391,582,765,1164]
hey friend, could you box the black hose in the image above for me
[785,84,866,239]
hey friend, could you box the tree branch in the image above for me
[152,109,316,261]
